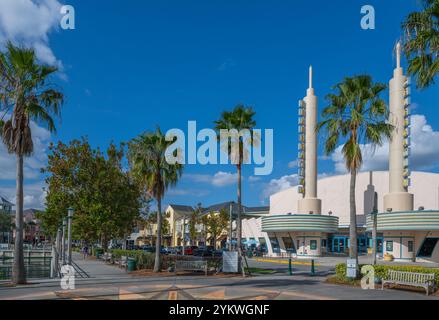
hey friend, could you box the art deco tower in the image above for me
[297,66,322,214]
[383,42,414,212]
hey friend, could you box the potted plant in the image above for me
[383,253,394,261]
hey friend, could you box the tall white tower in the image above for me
[383,42,414,212]
[298,66,322,214]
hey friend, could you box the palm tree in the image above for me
[401,0,438,89]
[214,105,256,255]
[0,42,63,284]
[317,75,392,277]
[128,128,183,272]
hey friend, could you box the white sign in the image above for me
[223,251,239,273]
[346,259,357,278]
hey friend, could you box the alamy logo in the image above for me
[60,5,75,30]
[60,265,75,290]
[360,265,375,290]
[165,121,273,175]
[360,5,375,30]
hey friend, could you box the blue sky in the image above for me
[1,0,438,210]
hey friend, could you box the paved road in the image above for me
[0,255,437,300]
[0,273,436,300]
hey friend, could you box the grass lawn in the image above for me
[245,267,276,274]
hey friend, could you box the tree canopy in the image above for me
[40,138,142,248]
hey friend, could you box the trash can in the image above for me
[127,258,136,272]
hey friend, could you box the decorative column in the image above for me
[384,42,414,212]
[298,66,322,214]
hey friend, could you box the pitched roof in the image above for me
[168,204,194,214]
[201,201,269,216]
[0,195,14,206]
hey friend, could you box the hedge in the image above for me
[335,263,439,286]
[108,249,222,272]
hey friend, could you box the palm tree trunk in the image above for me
[13,154,26,284]
[236,163,242,254]
[372,212,377,265]
[349,170,359,277]
[153,198,162,273]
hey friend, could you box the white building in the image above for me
[251,171,439,262]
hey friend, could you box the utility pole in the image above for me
[67,208,74,265]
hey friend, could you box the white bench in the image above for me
[175,260,208,276]
[118,256,128,269]
[101,252,113,263]
[382,270,436,296]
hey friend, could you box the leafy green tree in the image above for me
[0,211,13,243]
[0,42,64,284]
[401,0,438,89]
[214,105,257,254]
[317,75,393,276]
[189,203,203,246]
[128,127,183,272]
[41,139,141,250]
[203,209,229,249]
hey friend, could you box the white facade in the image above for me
[241,171,439,261]
[269,171,439,226]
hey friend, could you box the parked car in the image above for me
[166,247,178,255]
[193,246,215,257]
[141,245,155,253]
[175,246,183,255]
[183,246,198,255]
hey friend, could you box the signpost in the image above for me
[223,251,239,273]
[347,258,357,278]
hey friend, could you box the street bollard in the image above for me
[310,259,315,276]
[288,258,292,275]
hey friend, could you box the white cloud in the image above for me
[0,0,63,67]
[331,114,439,173]
[167,189,210,197]
[0,119,51,209]
[248,176,262,183]
[0,120,51,180]
[288,159,299,169]
[185,171,238,187]
[262,174,298,200]
[0,180,47,209]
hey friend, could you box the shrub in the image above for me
[108,249,175,271]
[335,263,439,286]
[107,249,223,272]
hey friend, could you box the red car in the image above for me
[184,246,198,255]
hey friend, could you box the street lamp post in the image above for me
[229,203,233,251]
[372,192,378,265]
[67,208,74,265]
[62,218,67,265]
[182,217,185,256]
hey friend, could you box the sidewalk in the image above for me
[72,252,130,279]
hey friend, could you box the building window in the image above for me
[386,240,393,252]
[418,238,439,257]
[408,241,414,253]
[282,237,296,253]
[310,240,317,250]
[321,239,327,248]
[269,237,280,254]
